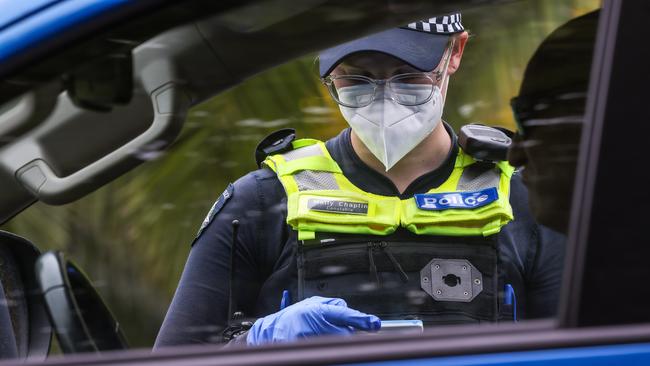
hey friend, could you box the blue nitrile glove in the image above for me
[246,296,380,345]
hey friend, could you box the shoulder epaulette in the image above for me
[254,128,296,168]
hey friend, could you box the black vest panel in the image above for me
[297,233,505,325]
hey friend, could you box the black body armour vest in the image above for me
[297,232,506,325]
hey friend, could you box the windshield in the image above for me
[1,0,600,360]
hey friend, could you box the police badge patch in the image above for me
[193,183,234,243]
[414,187,498,211]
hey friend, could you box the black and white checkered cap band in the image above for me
[401,13,464,35]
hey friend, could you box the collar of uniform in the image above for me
[325,123,459,199]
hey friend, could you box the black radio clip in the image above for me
[458,124,513,162]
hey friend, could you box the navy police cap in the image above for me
[319,12,464,77]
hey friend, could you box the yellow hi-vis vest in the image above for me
[263,138,514,241]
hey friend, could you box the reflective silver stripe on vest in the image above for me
[281,145,498,193]
[282,144,322,161]
[281,144,339,191]
[295,170,339,190]
[456,164,500,191]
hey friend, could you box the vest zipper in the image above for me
[367,242,381,287]
[367,242,409,285]
[380,242,410,283]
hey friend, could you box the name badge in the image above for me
[308,198,368,215]
[415,187,498,211]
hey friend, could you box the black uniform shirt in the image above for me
[154,125,566,347]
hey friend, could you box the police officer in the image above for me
[155,12,565,347]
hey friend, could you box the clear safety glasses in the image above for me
[322,40,455,108]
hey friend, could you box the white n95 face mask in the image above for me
[338,82,445,171]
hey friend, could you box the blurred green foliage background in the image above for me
[2,0,599,349]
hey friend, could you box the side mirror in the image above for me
[35,251,128,354]
[0,231,51,361]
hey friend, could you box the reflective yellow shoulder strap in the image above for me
[401,149,515,237]
[263,139,400,240]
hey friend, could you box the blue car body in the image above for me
[0,0,130,65]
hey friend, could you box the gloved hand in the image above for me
[246,296,380,345]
